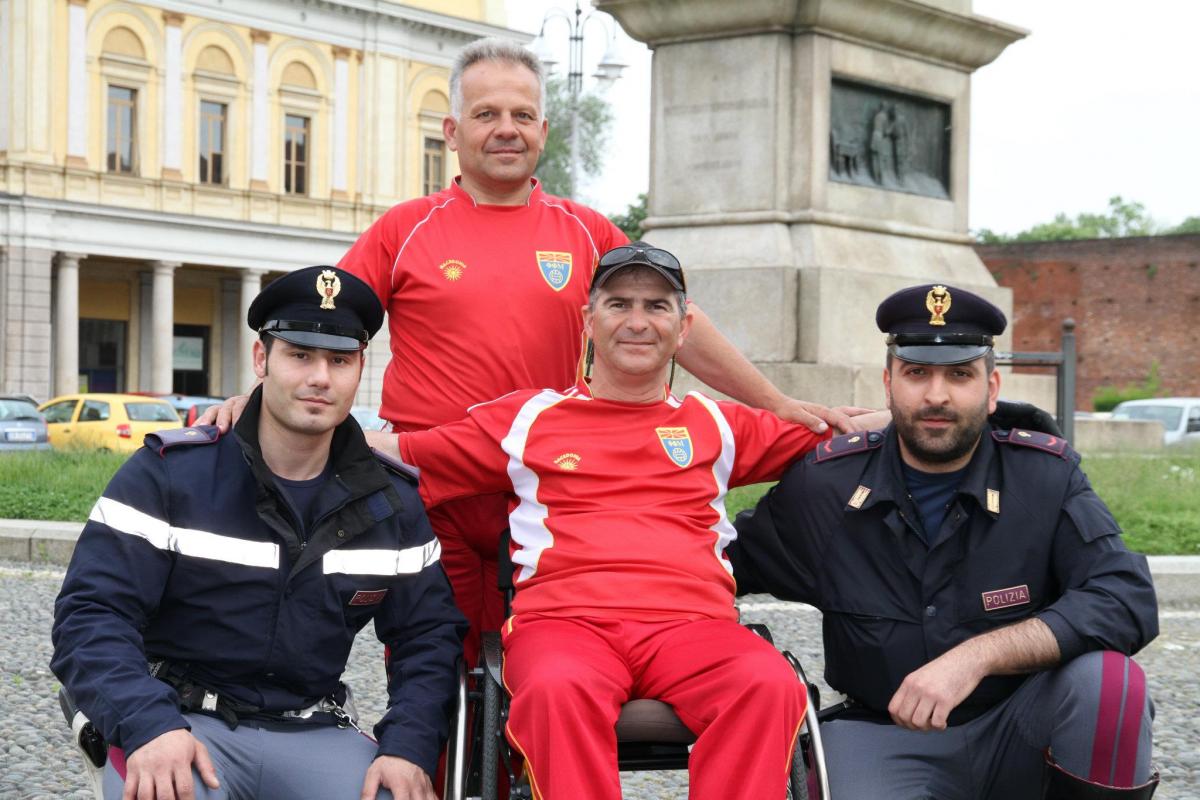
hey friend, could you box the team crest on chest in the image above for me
[554,453,581,471]
[656,427,693,468]
[439,259,467,282]
[535,251,572,291]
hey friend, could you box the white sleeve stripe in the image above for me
[390,197,457,286]
[501,390,570,582]
[322,539,442,576]
[89,497,280,569]
[691,393,739,576]
[538,199,600,260]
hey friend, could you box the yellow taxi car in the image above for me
[39,393,182,452]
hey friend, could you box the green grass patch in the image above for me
[0,450,1196,555]
[0,450,129,522]
[726,452,1200,556]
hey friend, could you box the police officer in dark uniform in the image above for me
[52,266,466,800]
[729,284,1159,799]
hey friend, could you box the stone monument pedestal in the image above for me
[596,0,1050,409]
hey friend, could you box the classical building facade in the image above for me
[0,0,517,405]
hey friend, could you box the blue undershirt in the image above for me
[901,462,968,546]
[273,459,334,541]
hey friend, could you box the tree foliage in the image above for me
[975,196,1160,244]
[1092,361,1164,413]
[608,193,647,241]
[535,75,613,198]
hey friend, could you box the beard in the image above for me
[891,396,989,466]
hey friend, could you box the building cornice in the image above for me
[137,0,530,65]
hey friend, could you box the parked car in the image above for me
[1111,398,1200,447]
[0,396,52,451]
[349,405,388,431]
[39,393,182,452]
[160,394,226,423]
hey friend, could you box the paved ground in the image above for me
[3,561,1196,799]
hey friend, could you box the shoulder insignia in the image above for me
[813,429,885,464]
[372,448,419,486]
[992,428,1070,459]
[145,426,220,457]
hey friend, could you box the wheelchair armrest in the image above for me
[58,687,108,769]
[743,622,774,645]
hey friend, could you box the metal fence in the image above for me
[995,319,1077,443]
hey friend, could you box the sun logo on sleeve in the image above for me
[554,453,581,471]
[655,427,693,468]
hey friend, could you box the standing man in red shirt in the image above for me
[367,244,889,799]
[208,38,859,666]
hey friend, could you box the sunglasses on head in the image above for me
[595,245,686,291]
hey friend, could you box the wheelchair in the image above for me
[452,532,832,800]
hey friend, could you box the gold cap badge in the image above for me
[926,285,951,326]
[317,269,341,310]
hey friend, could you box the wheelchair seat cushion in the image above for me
[614,699,695,744]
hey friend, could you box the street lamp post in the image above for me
[530,1,628,197]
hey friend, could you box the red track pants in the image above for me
[501,615,806,800]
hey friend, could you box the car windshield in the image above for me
[1112,404,1182,430]
[0,399,41,421]
[125,402,180,422]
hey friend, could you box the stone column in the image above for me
[250,30,270,191]
[161,12,184,180]
[54,252,84,396]
[238,269,265,391]
[65,0,89,167]
[331,48,351,199]
[0,0,11,155]
[150,261,179,394]
[595,0,1033,407]
[0,247,54,400]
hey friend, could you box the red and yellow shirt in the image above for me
[399,380,829,622]
[339,179,627,432]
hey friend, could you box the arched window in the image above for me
[194,45,237,185]
[102,27,149,174]
[280,61,318,194]
[420,90,449,195]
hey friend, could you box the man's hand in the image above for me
[887,648,986,731]
[773,398,879,435]
[122,728,220,800]
[195,394,250,433]
[843,408,891,432]
[360,755,436,800]
[887,619,1060,731]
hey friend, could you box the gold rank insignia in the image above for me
[926,285,951,326]
[848,485,871,509]
[317,269,341,310]
[987,488,1000,514]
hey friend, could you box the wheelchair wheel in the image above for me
[480,667,503,800]
[786,733,812,800]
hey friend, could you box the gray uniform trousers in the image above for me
[103,712,395,800]
[820,651,1154,799]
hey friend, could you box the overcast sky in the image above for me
[504,1,1200,234]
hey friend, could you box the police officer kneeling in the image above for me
[729,284,1159,799]
[52,266,466,800]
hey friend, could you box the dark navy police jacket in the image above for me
[51,390,467,777]
[729,424,1158,725]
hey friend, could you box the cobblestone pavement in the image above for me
[3,561,1196,799]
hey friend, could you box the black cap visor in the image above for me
[593,260,685,293]
[889,343,991,366]
[261,320,366,352]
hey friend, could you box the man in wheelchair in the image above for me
[367,243,887,799]
[51,267,466,800]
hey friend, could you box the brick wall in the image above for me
[976,234,1200,410]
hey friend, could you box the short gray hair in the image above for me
[588,266,688,321]
[449,37,546,119]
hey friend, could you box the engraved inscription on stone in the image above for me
[828,78,950,199]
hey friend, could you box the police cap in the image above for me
[876,283,1006,365]
[247,266,383,352]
